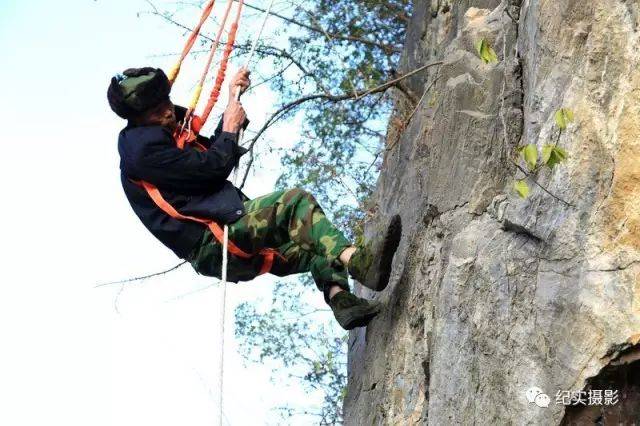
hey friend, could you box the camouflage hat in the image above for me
[107,67,170,119]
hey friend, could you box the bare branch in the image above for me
[512,161,574,207]
[235,0,402,54]
[142,5,216,42]
[242,44,329,94]
[393,80,419,105]
[95,261,188,287]
[238,60,444,189]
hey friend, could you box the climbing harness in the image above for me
[136,1,278,424]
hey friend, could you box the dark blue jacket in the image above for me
[118,116,248,259]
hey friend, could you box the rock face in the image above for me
[345,0,640,424]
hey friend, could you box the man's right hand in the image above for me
[222,100,247,134]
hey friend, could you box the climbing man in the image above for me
[107,66,402,330]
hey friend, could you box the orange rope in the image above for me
[167,0,217,85]
[183,0,235,118]
[174,0,244,149]
[200,0,244,124]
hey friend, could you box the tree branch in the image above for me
[245,44,329,94]
[235,0,402,54]
[95,261,187,287]
[238,60,443,188]
[393,80,419,105]
[512,161,574,207]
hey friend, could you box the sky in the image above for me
[0,1,334,424]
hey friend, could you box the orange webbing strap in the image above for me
[167,0,217,85]
[173,118,205,150]
[201,0,244,124]
[137,180,282,275]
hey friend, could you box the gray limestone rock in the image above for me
[344,1,640,424]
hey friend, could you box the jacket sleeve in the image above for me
[192,117,222,149]
[197,116,250,150]
[135,128,244,193]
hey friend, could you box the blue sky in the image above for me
[0,1,335,424]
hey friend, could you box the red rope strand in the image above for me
[200,0,244,124]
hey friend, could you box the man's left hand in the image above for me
[229,68,251,99]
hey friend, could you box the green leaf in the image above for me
[543,144,568,169]
[565,109,574,122]
[522,144,538,171]
[542,144,554,164]
[554,110,565,129]
[554,108,574,130]
[475,39,499,64]
[514,180,530,198]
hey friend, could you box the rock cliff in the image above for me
[345,1,640,424]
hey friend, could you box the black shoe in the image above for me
[328,291,381,330]
[348,214,402,291]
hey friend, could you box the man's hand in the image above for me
[228,67,251,99]
[222,100,247,134]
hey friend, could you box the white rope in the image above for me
[243,0,277,70]
[218,3,276,424]
[218,224,229,426]
[234,0,277,103]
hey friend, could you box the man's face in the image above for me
[137,100,177,131]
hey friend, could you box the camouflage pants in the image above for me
[187,188,352,303]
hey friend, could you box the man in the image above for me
[107,66,402,330]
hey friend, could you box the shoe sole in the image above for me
[373,214,402,291]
